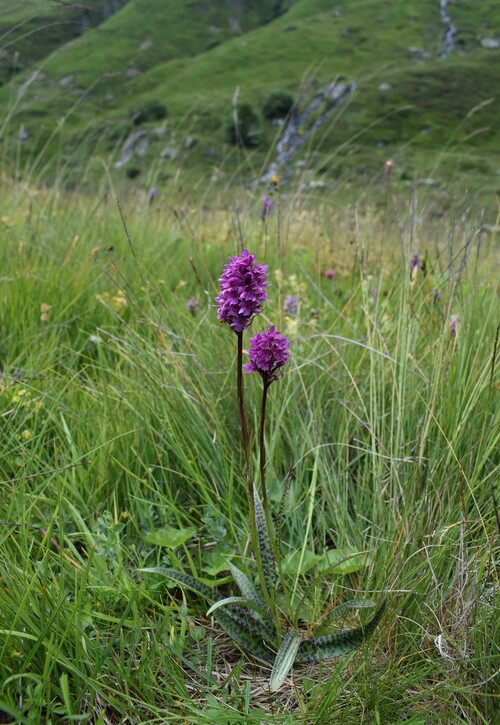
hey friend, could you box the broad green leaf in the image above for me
[282,549,322,576]
[269,629,302,692]
[296,601,386,663]
[315,547,371,575]
[145,525,196,549]
[202,550,234,576]
[254,492,277,592]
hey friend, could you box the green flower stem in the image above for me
[258,379,283,593]
[236,331,252,475]
[258,381,279,559]
[259,380,270,518]
[236,330,266,602]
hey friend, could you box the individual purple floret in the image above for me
[283,294,299,318]
[244,325,290,384]
[215,249,269,332]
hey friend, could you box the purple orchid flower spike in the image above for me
[215,249,269,332]
[244,325,290,385]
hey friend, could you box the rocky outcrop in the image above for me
[438,0,457,58]
[261,79,356,183]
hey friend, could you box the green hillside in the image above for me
[1,0,499,206]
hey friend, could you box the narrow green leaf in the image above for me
[206,596,268,618]
[254,492,277,592]
[296,601,386,663]
[228,562,266,608]
[140,567,277,660]
[332,598,376,621]
[276,467,294,552]
[269,629,302,692]
[139,567,217,603]
[211,607,276,664]
[227,562,275,634]
[145,525,196,549]
[230,603,276,641]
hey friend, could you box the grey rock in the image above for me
[480,37,500,49]
[409,46,432,59]
[160,146,179,160]
[153,123,168,139]
[184,136,197,150]
[115,130,149,167]
[17,126,29,142]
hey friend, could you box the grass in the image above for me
[0,172,498,723]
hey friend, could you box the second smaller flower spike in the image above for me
[215,249,269,333]
[244,326,290,384]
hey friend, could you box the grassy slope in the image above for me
[0,0,499,206]
[0,0,130,85]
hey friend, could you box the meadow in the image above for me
[0,171,498,724]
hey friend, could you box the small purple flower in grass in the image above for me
[216,249,269,332]
[148,187,157,203]
[410,253,420,284]
[187,296,200,316]
[284,294,299,318]
[244,326,290,384]
[261,195,273,221]
[449,315,460,338]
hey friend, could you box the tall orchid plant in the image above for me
[142,249,385,692]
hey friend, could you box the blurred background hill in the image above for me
[1,0,499,210]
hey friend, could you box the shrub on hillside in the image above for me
[132,100,168,126]
[225,103,260,148]
[262,90,295,120]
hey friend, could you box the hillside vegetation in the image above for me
[0,0,499,207]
